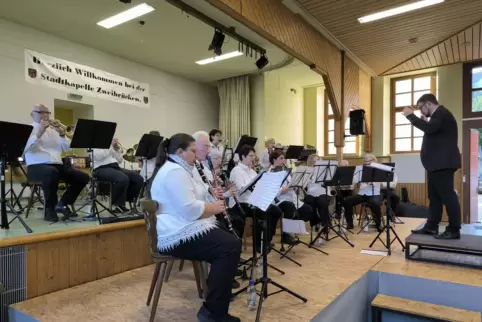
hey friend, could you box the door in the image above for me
[469,129,479,223]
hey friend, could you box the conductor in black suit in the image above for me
[402,94,461,239]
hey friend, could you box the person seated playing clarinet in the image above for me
[303,154,330,234]
[149,133,241,322]
[92,138,143,213]
[24,104,89,222]
[229,145,283,252]
[269,151,314,244]
[343,154,383,231]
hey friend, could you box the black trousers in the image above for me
[303,195,330,227]
[27,164,89,211]
[235,203,282,248]
[380,188,400,214]
[343,194,382,227]
[278,200,313,222]
[162,228,241,319]
[426,169,461,232]
[93,164,143,206]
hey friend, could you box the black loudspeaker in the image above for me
[349,109,366,135]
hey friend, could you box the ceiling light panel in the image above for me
[358,0,444,24]
[195,51,243,65]
[97,3,155,29]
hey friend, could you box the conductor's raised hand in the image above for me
[402,106,414,116]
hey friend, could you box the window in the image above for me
[472,67,482,112]
[324,91,358,156]
[390,72,436,153]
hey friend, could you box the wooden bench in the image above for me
[371,294,481,322]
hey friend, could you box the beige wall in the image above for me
[250,74,265,153]
[303,87,317,147]
[370,64,463,156]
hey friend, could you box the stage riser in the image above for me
[312,271,482,322]
[0,246,27,322]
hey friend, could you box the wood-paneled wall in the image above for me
[208,0,371,152]
[0,221,152,299]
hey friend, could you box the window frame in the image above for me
[390,72,436,154]
[324,90,359,156]
[463,62,482,118]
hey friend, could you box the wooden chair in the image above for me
[140,199,208,322]
[24,181,45,218]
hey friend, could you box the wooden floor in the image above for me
[11,218,482,322]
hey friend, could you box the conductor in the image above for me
[402,93,461,240]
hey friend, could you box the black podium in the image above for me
[70,119,117,224]
[0,121,33,233]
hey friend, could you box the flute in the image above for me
[207,156,246,217]
[195,162,239,239]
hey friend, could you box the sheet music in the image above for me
[289,166,312,189]
[282,218,308,234]
[312,160,337,183]
[248,171,288,211]
[238,170,265,196]
[354,165,363,184]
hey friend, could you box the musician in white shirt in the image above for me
[342,154,383,231]
[149,133,241,322]
[93,138,143,213]
[260,138,275,171]
[303,154,330,232]
[269,151,314,245]
[24,104,89,222]
[229,145,282,252]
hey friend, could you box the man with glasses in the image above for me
[24,104,89,222]
[402,93,461,239]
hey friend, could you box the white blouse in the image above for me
[92,148,123,169]
[24,122,71,166]
[150,161,217,251]
[229,163,257,206]
[276,174,304,208]
[260,148,270,171]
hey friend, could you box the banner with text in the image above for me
[24,49,150,108]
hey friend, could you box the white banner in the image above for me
[24,49,150,108]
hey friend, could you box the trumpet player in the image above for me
[24,104,89,222]
[92,138,143,213]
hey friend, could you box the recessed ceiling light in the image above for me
[358,0,444,24]
[97,3,155,29]
[195,51,243,65]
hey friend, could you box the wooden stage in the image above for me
[8,218,482,322]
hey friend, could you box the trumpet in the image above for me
[48,119,74,136]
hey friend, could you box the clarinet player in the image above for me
[149,133,241,322]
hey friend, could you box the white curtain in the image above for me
[218,75,250,147]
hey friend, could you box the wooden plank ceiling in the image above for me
[384,20,482,75]
[297,0,482,75]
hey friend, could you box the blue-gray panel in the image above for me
[0,246,27,322]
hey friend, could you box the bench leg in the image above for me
[372,307,381,322]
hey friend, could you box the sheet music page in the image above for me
[289,166,306,188]
[354,165,363,184]
[248,171,287,211]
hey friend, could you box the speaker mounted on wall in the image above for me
[349,109,366,135]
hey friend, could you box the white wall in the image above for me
[0,19,219,147]
[263,69,304,146]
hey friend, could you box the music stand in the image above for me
[234,135,258,155]
[381,162,404,225]
[135,133,163,197]
[0,121,33,233]
[70,119,117,224]
[297,148,317,162]
[233,170,307,321]
[362,164,405,255]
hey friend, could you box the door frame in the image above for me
[462,119,482,223]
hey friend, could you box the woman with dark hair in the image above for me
[229,144,284,252]
[149,133,241,322]
[269,150,315,242]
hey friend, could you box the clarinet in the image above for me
[207,156,246,217]
[195,162,239,239]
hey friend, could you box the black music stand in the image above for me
[135,133,163,197]
[381,162,404,225]
[70,119,117,224]
[362,165,405,255]
[0,121,33,233]
[297,148,317,162]
[322,166,356,247]
[233,169,307,321]
[234,135,258,154]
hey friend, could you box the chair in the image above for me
[24,181,45,218]
[140,199,208,322]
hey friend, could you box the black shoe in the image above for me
[44,209,59,222]
[117,205,130,213]
[411,226,438,236]
[434,230,460,240]
[281,233,299,245]
[346,222,354,230]
[232,280,240,289]
[55,203,72,219]
[235,268,243,277]
[197,305,224,322]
